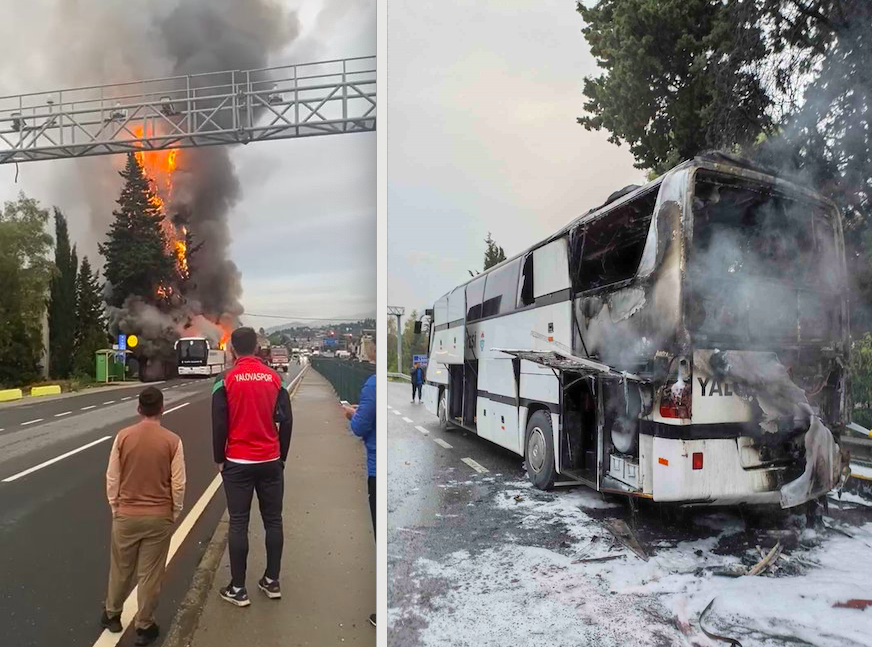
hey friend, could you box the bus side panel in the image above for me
[423,383,439,417]
[483,359,520,454]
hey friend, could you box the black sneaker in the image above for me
[100,610,122,633]
[219,583,251,607]
[369,613,376,627]
[134,623,159,646]
[258,576,282,599]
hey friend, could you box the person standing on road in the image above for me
[212,327,293,607]
[101,387,186,647]
[342,339,377,628]
[411,361,424,403]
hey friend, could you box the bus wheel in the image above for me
[438,391,453,431]
[525,411,556,490]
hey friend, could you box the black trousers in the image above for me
[367,476,376,540]
[411,382,422,400]
[222,460,284,587]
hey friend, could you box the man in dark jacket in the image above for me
[343,338,376,627]
[212,327,293,607]
[411,362,424,403]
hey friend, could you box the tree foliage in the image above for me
[48,209,78,378]
[0,194,54,386]
[73,256,107,377]
[99,153,176,308]
[578,0,772,173]
[470,232,508,277]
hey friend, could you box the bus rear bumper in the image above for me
[649,436,787,506]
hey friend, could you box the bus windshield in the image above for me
[687,172,843,343]
[177,339,208,363]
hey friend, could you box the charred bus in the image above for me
[423,153,848,508]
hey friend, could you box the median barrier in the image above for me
[0,388,23,402]
[30,385,62,397]
[310,357,375,404]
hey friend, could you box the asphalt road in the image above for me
[386,381,872,647]
[0,367,302,647]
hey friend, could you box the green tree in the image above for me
[99,153,175,308]
[577,0,772,173]
[72,256,107,377]
[48,208,78,378]
[0,194,54,385]
[402,310,430,374]
[386,316,398,372]
[470,232,508,277]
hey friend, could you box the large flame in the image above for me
[132,128,187,279]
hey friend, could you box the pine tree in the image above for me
[469,232,507,277]
[72,256,107,377]
[48,208,78,378]
[99,153,175,308]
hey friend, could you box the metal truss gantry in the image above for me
[0,56,375,164]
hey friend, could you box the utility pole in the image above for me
[387,305,405,374]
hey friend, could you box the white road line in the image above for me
[54,411,71,418]
[163,402,189,415]
[392,410,401,416]
[103,400,115,405]
[91,473,223,647]
[461,457,489,474]
[433,438,453,449]
[387,406,393,410]
[402,417,413,423]
[414,425,429,436]
[81,405,97,411]
[2,436,112,483]
[121,396,132,401]
[21,419,43,426]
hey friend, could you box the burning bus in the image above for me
[423,152,848,509]
[175,336,228,377]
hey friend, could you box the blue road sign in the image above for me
[117,334,127,351]
[413,355,428,366]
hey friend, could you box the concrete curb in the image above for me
[0,388,23,402]
[160,514,230,647]
[31,384,62,397]
[160,366,310,647]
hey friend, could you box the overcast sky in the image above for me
[0,0,376,330]
[387,0,646,319]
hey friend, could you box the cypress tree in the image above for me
[48,208,78,378]
[72,256,107,377]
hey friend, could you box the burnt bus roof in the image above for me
[436,153,839,302]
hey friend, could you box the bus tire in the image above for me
[438,391,454,432]
[525,410,556,490]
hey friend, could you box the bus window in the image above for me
[572,190,657,293]
[466,275,486,321]
[518,253,534,307]
[482,258,521,318]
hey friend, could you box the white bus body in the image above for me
[424,154,849,508]
[176,337,226,376]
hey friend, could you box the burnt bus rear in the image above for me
[571,154,848,506]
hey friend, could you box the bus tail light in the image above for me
[692,452,704,470]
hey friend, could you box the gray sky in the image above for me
[388,0,646,318]
[0,0,376,330]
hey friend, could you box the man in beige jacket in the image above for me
[100,386,186,646]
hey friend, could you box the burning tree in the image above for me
[99,153,177,307]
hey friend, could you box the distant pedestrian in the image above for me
[411,362,424,403]
[213,327,293,607]
[342,337,376,628]
[101,387,186,646]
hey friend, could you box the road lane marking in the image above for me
[121,396,131,401]
[103,400,115,405]
[81,405,96,411]
[402,417,413,423]
[91,472,224,647]
[461,457,489,474]
[392,410,401,416]
[21,418,43,426]
[54,411,71,417]
[433,438,453,449]
[2,436,112,482]
[414,425,429,436]
[163,402,189,415]
[387,406,393,410]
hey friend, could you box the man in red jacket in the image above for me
[212,327,293,607]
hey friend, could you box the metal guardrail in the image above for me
[0,56,375,164]
[310,357,374,404]
[388,372,410,381]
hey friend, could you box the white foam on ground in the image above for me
[393,484,872,646]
